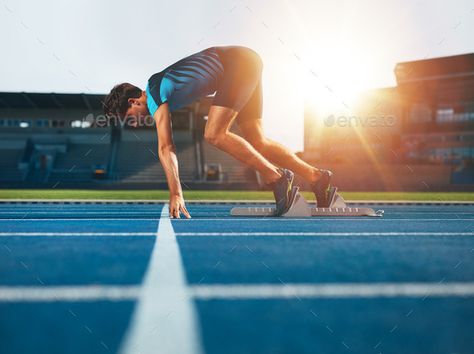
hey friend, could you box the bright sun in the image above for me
[299,43,374,116]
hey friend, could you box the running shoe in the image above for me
[270,168,297,216]
[311,169,333,207]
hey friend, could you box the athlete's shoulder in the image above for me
[146,72,170,116]
[147,71,165,88]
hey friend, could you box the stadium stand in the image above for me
[115,142,197,183]
[49,143,110,183]
[201,141,257,183]
[0,92,258,188]
[0,147,25,182]
[115,141,163,182]
[177,144,198,180]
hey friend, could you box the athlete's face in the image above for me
[125,91,149,127]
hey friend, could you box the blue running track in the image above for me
[0,202,473,354]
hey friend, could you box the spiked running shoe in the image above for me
[311,169,333,208]
[271,168,297,216]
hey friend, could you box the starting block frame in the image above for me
[230,187,384,218]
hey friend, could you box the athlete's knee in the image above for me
[203,128,217,145]
[204,128,226,147]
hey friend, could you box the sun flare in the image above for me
[299,43,376,116]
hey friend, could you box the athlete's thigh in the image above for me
[205,105,238,135]
[235,79,263,124]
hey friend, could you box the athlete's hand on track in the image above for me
[169,194,191,219]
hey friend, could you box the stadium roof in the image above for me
[0,92,105,110]
[395,53,474,84]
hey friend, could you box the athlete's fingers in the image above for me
[183,207,191,219]
[181,205,191,219]
[170,206,178,218]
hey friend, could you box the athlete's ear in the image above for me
[128,97,140,106]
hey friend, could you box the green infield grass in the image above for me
[0,189,473,201]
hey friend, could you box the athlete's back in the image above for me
[146,47,224,115]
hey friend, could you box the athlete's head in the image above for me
[103,83,149,127]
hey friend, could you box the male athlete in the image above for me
[103,46,332,218]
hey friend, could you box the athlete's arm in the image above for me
[154,103,191,218]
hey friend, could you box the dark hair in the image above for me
[102,83,142,118]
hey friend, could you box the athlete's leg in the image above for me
[204,105,281,185]
[238,118,322,184]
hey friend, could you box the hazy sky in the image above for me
[1,0,473,150]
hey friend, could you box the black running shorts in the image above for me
[213,46,263,121]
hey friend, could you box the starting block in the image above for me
[231,186,383,218]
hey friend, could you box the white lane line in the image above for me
[119,204,203,354]
[173,218,474,221]
[0,232,472,237]
[0,217,337,221]
[0,218,157,221]
[0,285,140,302]
[176,232,474,237]
[190,282,474,299]
[0,282,474,302]
[0,232,155,237]
[0,212,161,214]
[386,212,474,215]
[2,282,474,302]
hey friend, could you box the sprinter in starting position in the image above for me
[103,46,332,218]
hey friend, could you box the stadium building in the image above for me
[303,53,474,191]
[0,93,256,189]
[395,53,474,181]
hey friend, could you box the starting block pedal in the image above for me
[230,186,383,218]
